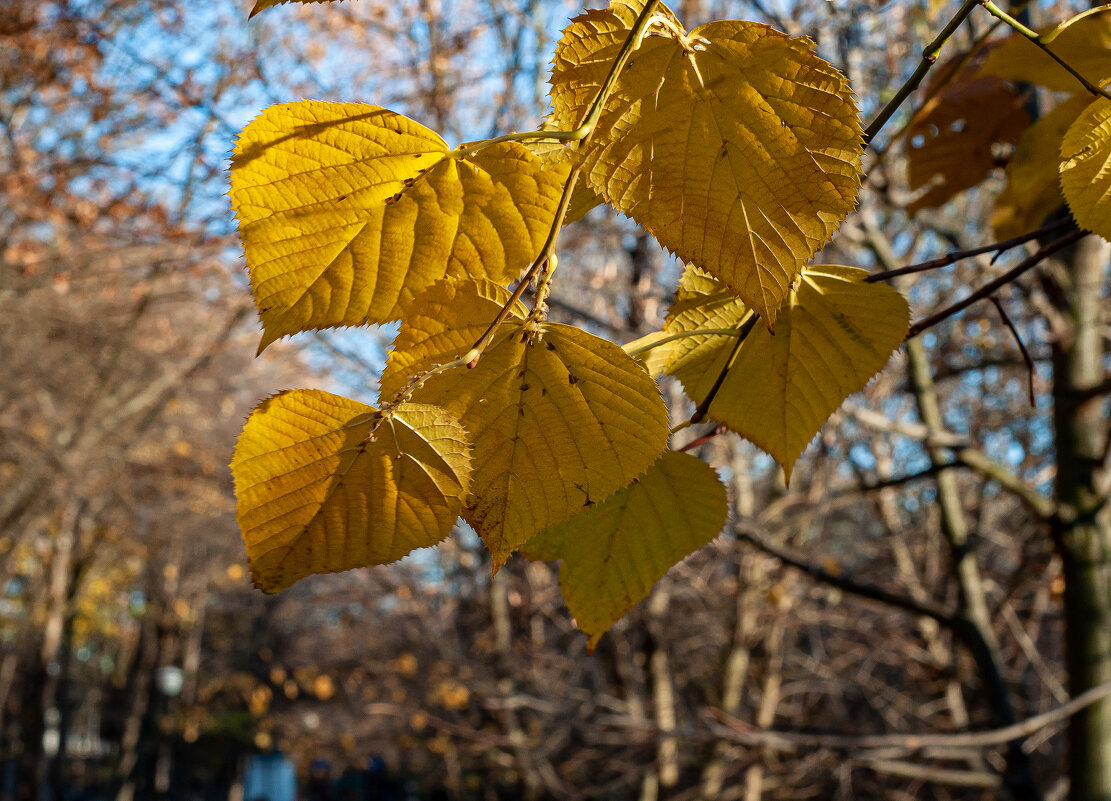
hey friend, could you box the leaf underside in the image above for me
[549,0,862,326]
[524,450,728,649]
[643,265,908,481]
[232,390,471,593]
[230,101,563,350]
[993,95,1088,239]
[906,77,1029,214]
[384,279,670,567]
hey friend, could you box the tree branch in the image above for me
[908,229,1089,337]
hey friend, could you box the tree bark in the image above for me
[906,338,1044,800]
[1050,235,1111,801]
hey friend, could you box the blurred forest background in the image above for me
[1,0,1108,797]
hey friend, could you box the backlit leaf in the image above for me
[384,279,669,566]
[379,278,528,401]
[230,102,563,350]
[231,390,471,593]
[979,15,1111,93]
[906,77,1029,213]
[524,450,727,649]
[549,0,862,326]
[648,266,907,480]
[1060,96,1111,241]
[992,95,1088,238]
[522,139,603,223]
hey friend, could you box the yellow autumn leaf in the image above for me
[647,266,907,481]
[979,14,1111,93]
[549,0,862,326]
[523,450,727,649]
[231,390,471,593]
[522,139,603,224]
[906,76,1029,213]
[1060,96,1111,241]
[993,95,1089,239]
[383,279,669,566]
[248,0,341,17]
[379,278,528,401]
[230,101,563,350]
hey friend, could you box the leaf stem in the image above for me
[980,0,1111,101]
[466,166,584,366]
[465,0,663,365]
[384,356,470,409]
[624,327,753,358]
[1039,4,1111,45]
[862,0,980,147]
[456,0,664,160]
[689,313,758,424]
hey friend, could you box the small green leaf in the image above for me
[524,451,728,649]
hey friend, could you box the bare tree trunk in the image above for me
[646,585,678,789]
[906,338,1044,800]
[701,447,759,800]
[489,568,542,801]
[1050,236,1111,801]
[38,501,83,801]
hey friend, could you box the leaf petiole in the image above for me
[456,0,664,160]
[624,327,753,358]
[1039,4,1111,45]
[980,0,1111,101]
[466,166,584,366]
[466,0,665,366]
[689,312,758,424]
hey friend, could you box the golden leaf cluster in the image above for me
[222,0,1111,645]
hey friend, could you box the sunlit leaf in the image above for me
[522,139,603,224]
[1060,96,1111,241]
[549,0,862,326]
[231,390,471,592]
[993,95,1088,238]
[648,266,907,480]
[230,101,563,350]
[906,76,1029,213]
[524,450,727,648]
[979,14,1111,93]
[383,279,669,566]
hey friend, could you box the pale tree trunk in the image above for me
[906,338,1044,800]
[489,568,543,801]
[700,448,759,800]
[646,586,678,790]
[743,621,783,801]
[1050,235,1111,801]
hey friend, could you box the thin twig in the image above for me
[990,296,1037,406]
[736,527,957,625]
[864,219,1072,283]
[862,0,980,146]
[705,681,1111,751]
[907,229,1088,337]
[678,425,727,453]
